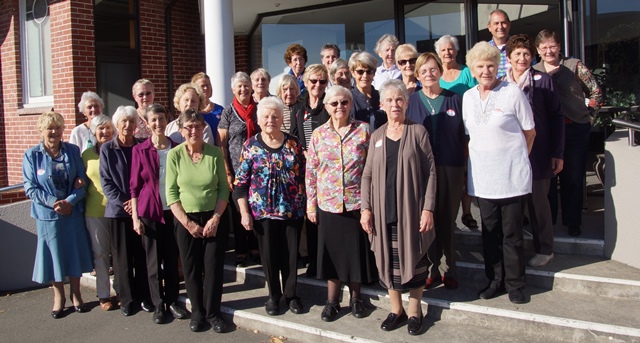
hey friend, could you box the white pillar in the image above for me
[203,0,234,106]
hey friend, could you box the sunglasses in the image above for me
[309,79,328,85]
[328,100,350,107]
[354,69,374,76]
[398,58,417,66]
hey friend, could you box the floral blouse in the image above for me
[134,116,152,140]
[306,118,370,213]
[234,133,306,220]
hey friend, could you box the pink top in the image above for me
[306,118,370,213]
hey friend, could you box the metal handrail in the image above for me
[612,118,640,147]
[0,184,23,193]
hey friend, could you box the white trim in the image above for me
[19,0,54,106]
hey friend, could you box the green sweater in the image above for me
[166,143,229,213]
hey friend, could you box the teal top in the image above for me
[439,65,477,96]
[165,143,229,213]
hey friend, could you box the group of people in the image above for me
[23,8,602,337]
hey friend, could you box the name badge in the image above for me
[37,169,45,176]
[375,139,383,148]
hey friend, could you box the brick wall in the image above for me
[235,35,250,73]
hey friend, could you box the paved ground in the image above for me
[0,285,288,343]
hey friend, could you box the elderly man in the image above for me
[487,9,511,78]
[321,44,340,70]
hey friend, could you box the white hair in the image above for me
[112,105,138,126]
[77,91,105,113]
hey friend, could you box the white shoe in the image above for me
[528,253,554,267]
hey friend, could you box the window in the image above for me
[20,0,53,106]
[404,1,467,55]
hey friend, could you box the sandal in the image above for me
[90,269,97,277]
[100,298,113,311]
[461,213,478,229]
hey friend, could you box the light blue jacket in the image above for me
[23,142,87,220]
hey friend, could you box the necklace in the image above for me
[187,148,202,163]
[424,96,437,115]
[388,124,404,131]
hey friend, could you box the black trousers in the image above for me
[254,218,302,301]
[174,210,228,322]
[304,218,318,277]
[477,195,526,291]
[230,197,258,255]
[108,217,150,308]
[140,210,180,308]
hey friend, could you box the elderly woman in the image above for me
[192,72,225,137]
[504,34,565,267]
[23,111,93,318]
[406,52,466,290]
[307,85,377,322]
[131,79,155,140]
[361,79,436,335]
[130,104,187,324]
[166,109,230,333]
[276,74,302,132]
[284,43,307,93]
[350,52,387,130]
[290,63,330,277]
[219,72,260,266]
[165,83,215,145]
[372,34,401,89]
[436,34,479,230]
[70,91,104,152]
[83,114,117,311]
[395,44,420,95]
[533,29,602,237]
[100,105,152,316]
[329,58,352,89]
[234,97,306,316]
[251,68,272,103]
[463,42,536,304]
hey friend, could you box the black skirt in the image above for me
[316,208,378,284]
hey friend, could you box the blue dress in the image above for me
[23,142,93,283]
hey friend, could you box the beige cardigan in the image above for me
[361,119,437,287]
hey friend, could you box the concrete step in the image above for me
[214,264,640,343]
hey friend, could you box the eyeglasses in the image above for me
[328,100,350,107]
[181,123,204,132]
[538,45,559,52]
[419,67,439,76]
[398,58,417,66]
[136,91,152,98]
[309,79,328,85]
[354,69,374,76]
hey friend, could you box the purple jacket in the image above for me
[129,137,178,223]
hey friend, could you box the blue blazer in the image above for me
[100,136,141,218]
[23,142,87,220]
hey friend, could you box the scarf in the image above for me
[505,66,534,105]
[232,97,257,139]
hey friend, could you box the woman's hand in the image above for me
[186,220,204,239]
[360,209,373,234]
[240,211,253,231]
[307,211,317,224]
[226,174,234,191]
[53,200,72,215]
[123,199,133,215]
[419,210,434,233]
[132,218,144,236]
[551,158,564,175]
[73,177,85,189]
[203,214,221,238]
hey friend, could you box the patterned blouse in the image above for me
[306,118,370,214]
[134,116,152,140]
[234,133,306,220]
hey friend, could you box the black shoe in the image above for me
[168,303,188,319]
[250,252,262,265]
[51,308,65,319]
[190,319,204,332]
[153,307,165,324]
[140,300,154,312]
[265,298,279,316]
[380,311,408,331]
[568,225,582,236]
[121,304,132,317]
[320,301,340,322]
[407,315,423,335]
[350,298,365,318]
[287,297,303,314]
[74,304,88,313]
[235,255,247,267]
[209,316,227,333]
[478,283,506,300]
[508,288,527,304]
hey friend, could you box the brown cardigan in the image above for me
[361,118,437,287]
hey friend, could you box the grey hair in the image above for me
[379,79,408,103]
[348,51,378,71]
[276,74,300,99]
[321,43,341,57]
[374,34,400,55]
[488,8,510,25]
[231,71,251,89]
[257,97,284,119]
[77,91,105,113]
[324,85,353,104]
[329,58,349,81]
[251,68,272,82]
[434,35,460,52]
[89,114,113,135]
[112,105,138,127]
